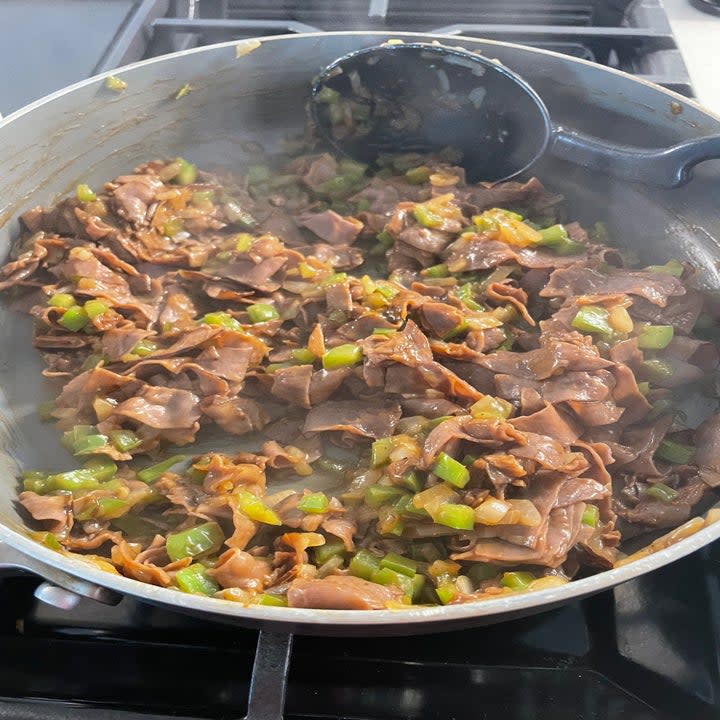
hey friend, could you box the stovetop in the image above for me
[0,2,716,718]
[1,541,719,719]
[0,0,694,116]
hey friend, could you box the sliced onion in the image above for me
[501,499,542,527]
[412,483,458,514]
[528,576,568,591]
[474,497,510,525]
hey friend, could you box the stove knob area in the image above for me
[33,581,84,611]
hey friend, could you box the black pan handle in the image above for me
[550,128,720,188]
[243,631,294,720]
[0,540,121,606]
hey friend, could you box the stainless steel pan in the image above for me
[0,31,719,638]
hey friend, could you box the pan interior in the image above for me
[0,33,718,625]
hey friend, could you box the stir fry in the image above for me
[1,149,719,610]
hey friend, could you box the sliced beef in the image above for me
[304,400,401,439]
[287,575,403,609]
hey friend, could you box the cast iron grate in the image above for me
[95,0,693,97]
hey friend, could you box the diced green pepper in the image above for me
[320,272,348,287]
[175,563,220,596]
[23,471,51,494]
[255,593,288,607]
[297,492,329,514]
[131,339,157,357]
[376,229,394,247]
[401,471,422,493]
[364,485,406,508]
[640,359,674,383]
[290,348,315,364]
[200,312,242,331]
[82,457,118,482]
[371,437,393,467]
[553,239,586,256]
[60,425,94,452]
[314,539,346,566]
[76,184,97,202]
[405,165,432,184]
[48,293,75,309]
[61,426,110,457]
[322,343,362,370]
[413,203,444,229]
[582,505,600,527]
[380,552,417,577]
[58,306,89,332]
[645,482,680,503]
[571,305,613,336]
[30,531,62,551]
[372,327,396,336]
[235,489,281,525]
[137,454,187,483]
[109,429,142,453]
[83,299,108,320]
[501,571,535,590]
[433,503,475,530]
[433,452,470,488]
[316,175,363,200]
[71,433,110,456]
[422,263,449,278]
[537,224,567,246]
[349,549,381,580]
[175,157,197,185]
[455,283,484,311]
[655,438,695,464]
[247,303,279,324]
[371,567,413,598]
[46,468,101,492]
[338,159,368,179]
[637,325,674,350]
[645,259,683,277]
[166,522,224,562]
[234,233,255,252]
[435,585,457,605]
[75,496,129,521]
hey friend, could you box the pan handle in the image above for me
[244,631,294,720]
[549,128,720,188]
[0,540,121,606]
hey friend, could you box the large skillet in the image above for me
[0,31,719,638]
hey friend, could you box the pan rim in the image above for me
[1,29,719,628]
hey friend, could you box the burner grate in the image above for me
[96,0,692,97]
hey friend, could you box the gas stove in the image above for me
[1,2,719,719]
[2,542,720,719]
[0,0,697,116]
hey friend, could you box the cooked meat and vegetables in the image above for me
[2,148,719,610]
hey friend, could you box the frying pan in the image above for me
[0,32,720,643]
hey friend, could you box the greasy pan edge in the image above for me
[1,30,719,631]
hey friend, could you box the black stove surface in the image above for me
[1,543,719,719]
[0,0,693,115]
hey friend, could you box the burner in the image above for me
[0,546,716,719]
